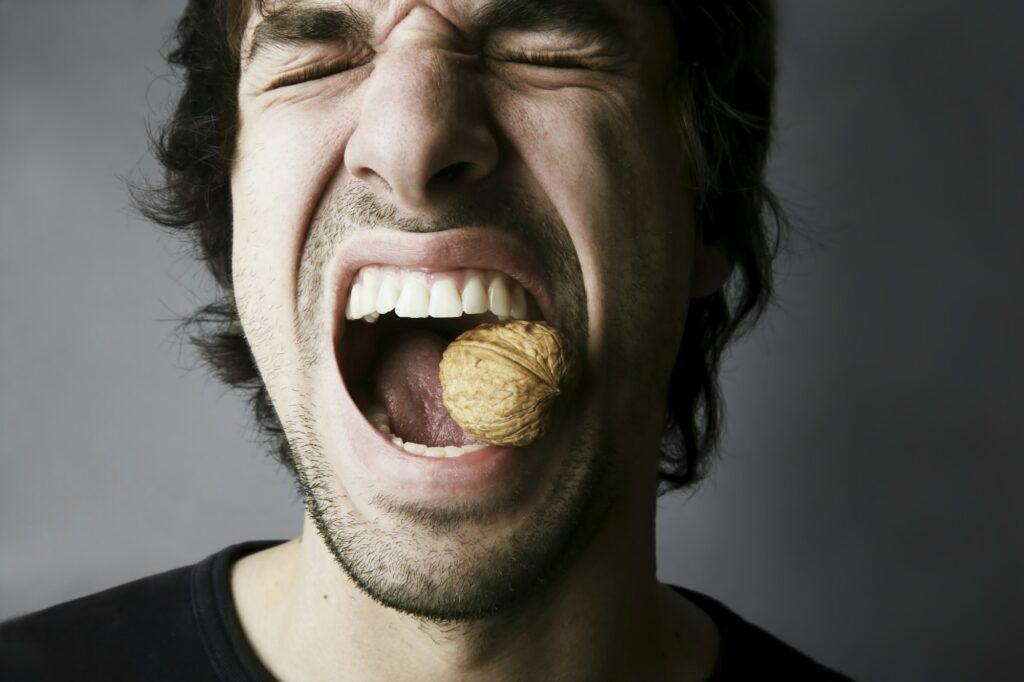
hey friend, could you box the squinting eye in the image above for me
[269,57,368,89]
[502,50,588,69]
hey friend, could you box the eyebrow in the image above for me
[245,0,629,66]
[472,0,627,43]
[245,4,373,65]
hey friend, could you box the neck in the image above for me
[232,486,717,681]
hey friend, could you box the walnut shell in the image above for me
[439,320,575,447]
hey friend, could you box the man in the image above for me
[1,0,849,679]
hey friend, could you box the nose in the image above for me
[344,40,499,211]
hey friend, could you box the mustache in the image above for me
[313,182,538,235]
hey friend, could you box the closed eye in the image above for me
[269,49,588,89]
[268,57,369,89]
[500,50,589,69]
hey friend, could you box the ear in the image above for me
[690,238,733,298]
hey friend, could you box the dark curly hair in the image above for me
[135,0,785,495]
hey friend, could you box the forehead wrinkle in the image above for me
[244,1,379,66]
[242,0,655,65]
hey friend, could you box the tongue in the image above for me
[372,329,477,447]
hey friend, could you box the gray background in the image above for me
[1,1,1020,680]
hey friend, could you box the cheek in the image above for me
[493,88,694,362]
[232,99,354,257]
[229,100,356,375]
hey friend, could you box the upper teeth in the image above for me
[345,267,530,322]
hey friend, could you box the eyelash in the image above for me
[501,50,588,69]
[268,50,587,89]
[269,58,364,89]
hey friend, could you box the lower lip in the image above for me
[338,383,544,499]
[370,432,539,497]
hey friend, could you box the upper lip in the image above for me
[330,227,556,334]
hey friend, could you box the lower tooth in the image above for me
[396,439,473,458]
[371,414,482,458]
[403,442,426,455]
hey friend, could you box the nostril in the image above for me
[426,162,475,193]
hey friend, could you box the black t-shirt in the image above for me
[1,540,851,681]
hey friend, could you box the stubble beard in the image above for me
[273,185,622,623]
[289,418,619,624]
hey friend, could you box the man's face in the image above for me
[232,0,698,620]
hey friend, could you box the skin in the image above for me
[228,0,731,679]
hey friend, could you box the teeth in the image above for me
[403,441,427,455]
[345,282,363,319]
[510,284,528,320]
[370,413,488,458]
[428,279,463,318]
[404,440,489,458]
[461,275,488,314]
[346,268,534,323]
[394,277,430,318]
[369,412,391,433]
[360,271,380,315]
[344,287,355,319]
[375,274,400,314]
[488,274,511,318]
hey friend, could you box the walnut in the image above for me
[439,320,576,447]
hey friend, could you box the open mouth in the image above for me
[336,265,546,459]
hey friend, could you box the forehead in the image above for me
[240,0,662,58]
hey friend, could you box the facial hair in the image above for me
[275,183,623,624]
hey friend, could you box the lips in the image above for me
[321,228,563,496]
